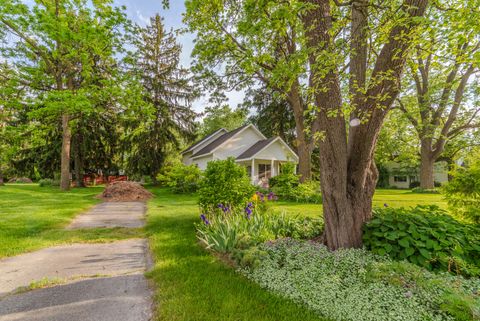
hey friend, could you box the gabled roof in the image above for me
[181,128,227,154]
[191,125,249,158]
[236,137,277,160]
[236,136,299,161]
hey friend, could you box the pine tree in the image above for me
[124,15,197,184]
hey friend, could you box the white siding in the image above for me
[192,155,213,170]
[190,129,227,156]
[434,162,449,185]
[213,127,265,160]
[182,152,193,165]
[255,140,297,162]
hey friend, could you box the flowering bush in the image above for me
[244,239,480,321]
[198,158,255,211]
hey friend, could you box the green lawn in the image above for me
[273,189,447,217]
[0,184,143,257]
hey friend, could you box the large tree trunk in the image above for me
[60,113,72,191]
[0,171,4,186]
[302,0,428,249]
[296,141,311,182]
[287,81,312,182]
[420,139,435,189]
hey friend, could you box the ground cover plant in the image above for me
[363,206,480,277]
[0,184,144,257]
[243,239,480,321]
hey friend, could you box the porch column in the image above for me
[251,158,255,183]
[271,159,274,177]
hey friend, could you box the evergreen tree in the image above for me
[124,15,197,184]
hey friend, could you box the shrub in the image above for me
[409,181,420,188]
[268,162,299,194]
[291,180,322,203]
[363,205,480,277]
[444,162,480,224]
[38,178,60,187]
[198,158,255,211]
[167,163,202,194]
[244,239,480,321]
[411,187,439,194]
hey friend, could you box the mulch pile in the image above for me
[98,181,153,202]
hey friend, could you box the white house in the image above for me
[385,161,449,188]
[181,124,298,185]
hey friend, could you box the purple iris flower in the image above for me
[200,214,210,225]
[268,192,277,201]
[256,191,265,202]
[217,203,230,213]
[245,206,252,219]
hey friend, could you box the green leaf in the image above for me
[399,237,410,248]
[405,247,415,257]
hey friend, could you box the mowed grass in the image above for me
[0,184,144,258]
[145,187,325,321]
[273,189,447,218]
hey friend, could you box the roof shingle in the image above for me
[191,125,249,158]
[236,137,278,160]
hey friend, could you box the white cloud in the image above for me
[135,10,150,26]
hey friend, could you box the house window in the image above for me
[246,166,252,177]
[258,164,271,179]
[394,176,407,182]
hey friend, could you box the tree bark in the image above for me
[0,171,4,186]
[287,81,312,182]
[60,113,72,191]
[420,139,435,189]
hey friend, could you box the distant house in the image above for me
[385,161,449,188]
[182,124,298,186]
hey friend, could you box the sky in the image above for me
[113,0,245,113]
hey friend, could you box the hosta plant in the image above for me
[363,205,480,277]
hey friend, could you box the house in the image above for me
[182,124,298,185]
[385,161,449,188]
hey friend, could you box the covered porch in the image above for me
[237,158,292,187]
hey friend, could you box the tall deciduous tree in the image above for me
[0,0,127,190]
[123,15,196,184]
[397,3,480,189]
[186,0,429,249]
